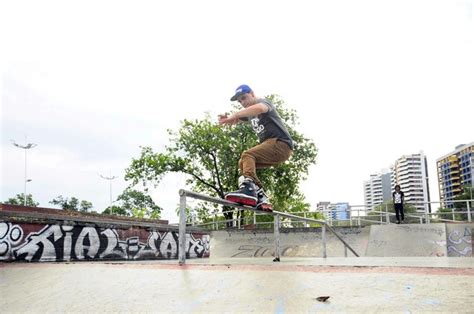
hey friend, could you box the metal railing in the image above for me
[178,189,360,264]
[361,199,473,224]
[181,199,473,230]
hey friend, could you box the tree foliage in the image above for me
[4,193,39,207]
[102,205,128,216]
[102,189,162,219]
[49,196,93,212]
[438,185,473,221]
[125,95,318,225]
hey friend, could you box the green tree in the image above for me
[438,185,473,221]
[125,95,317,227]
[50,196,93,212]
[4,193,39,207]
[102,205,129,216]
[117,188,162,219]
[79,200,93,212]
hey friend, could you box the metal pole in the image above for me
[178,192,187,265]
[467,200,471,223]
[24,143,27,205]
[12,137,37,206]
[109,178,112,209]
[274,214,281,262]
[322,224,327,258]
[99,171,117,214]
[385,203,390,224]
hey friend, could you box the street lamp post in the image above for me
[12,137,37,206]
[100,171,117,214]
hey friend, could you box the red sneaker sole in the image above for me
[225,196,257,207]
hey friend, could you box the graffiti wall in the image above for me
[446,224,473,257]
[211,227,370,258]
[0,221,209,262]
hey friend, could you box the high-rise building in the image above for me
[363,170,392,210]
[332,203,350,220]
[316,201,350,220]
[436,143,473,208]
[392,152,431,212]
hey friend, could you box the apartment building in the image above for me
[392,152,431,212]
[363,170,392,210]
[316,201,350,220]
[436,143,473,208]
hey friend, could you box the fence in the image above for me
[182,199,473,231]
[177,189,360,264]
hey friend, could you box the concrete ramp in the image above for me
[366,223,447,257]
[210,227,369,258]
[211,224,474,258]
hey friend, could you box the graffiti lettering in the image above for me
[0,222,24,261]
[231,245,299,258]
[447,227,472,257]
[0,222,210,262]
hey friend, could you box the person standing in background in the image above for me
[392,185,405,224]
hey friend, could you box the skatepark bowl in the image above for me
[1,190,473,313]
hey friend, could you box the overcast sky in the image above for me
[1,0,473,222]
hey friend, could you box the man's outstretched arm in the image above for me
[218,103,269,125]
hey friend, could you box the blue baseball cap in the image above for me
[230,84,252,101]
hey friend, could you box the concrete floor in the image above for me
[1,258,473,313]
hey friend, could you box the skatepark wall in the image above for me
[0,204,210,262]
[210,227,370,258]
[211,223,473,258]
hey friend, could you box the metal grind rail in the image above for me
[178,189,360,264]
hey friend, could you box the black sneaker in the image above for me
[256,188,273,212]
[225,177,258,207]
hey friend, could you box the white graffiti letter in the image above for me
[75,227,100,260]
[160,232,178,259]
[14,225,63,262]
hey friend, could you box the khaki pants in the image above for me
[239,138,293,188]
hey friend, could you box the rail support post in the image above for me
[179,191,187,265]
[273,214,281,262]
[467,201,471,222]
[322,224,327,258]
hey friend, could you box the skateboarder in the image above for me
[218,84,294,211]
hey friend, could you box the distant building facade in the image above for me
[391,152,431,213]
[332,202,350,220]
[436,143,473,208]
[363,170,392,210]
[363,152,431,213]
[316,201,350,220]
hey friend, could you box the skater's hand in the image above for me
[218,113,238,126]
